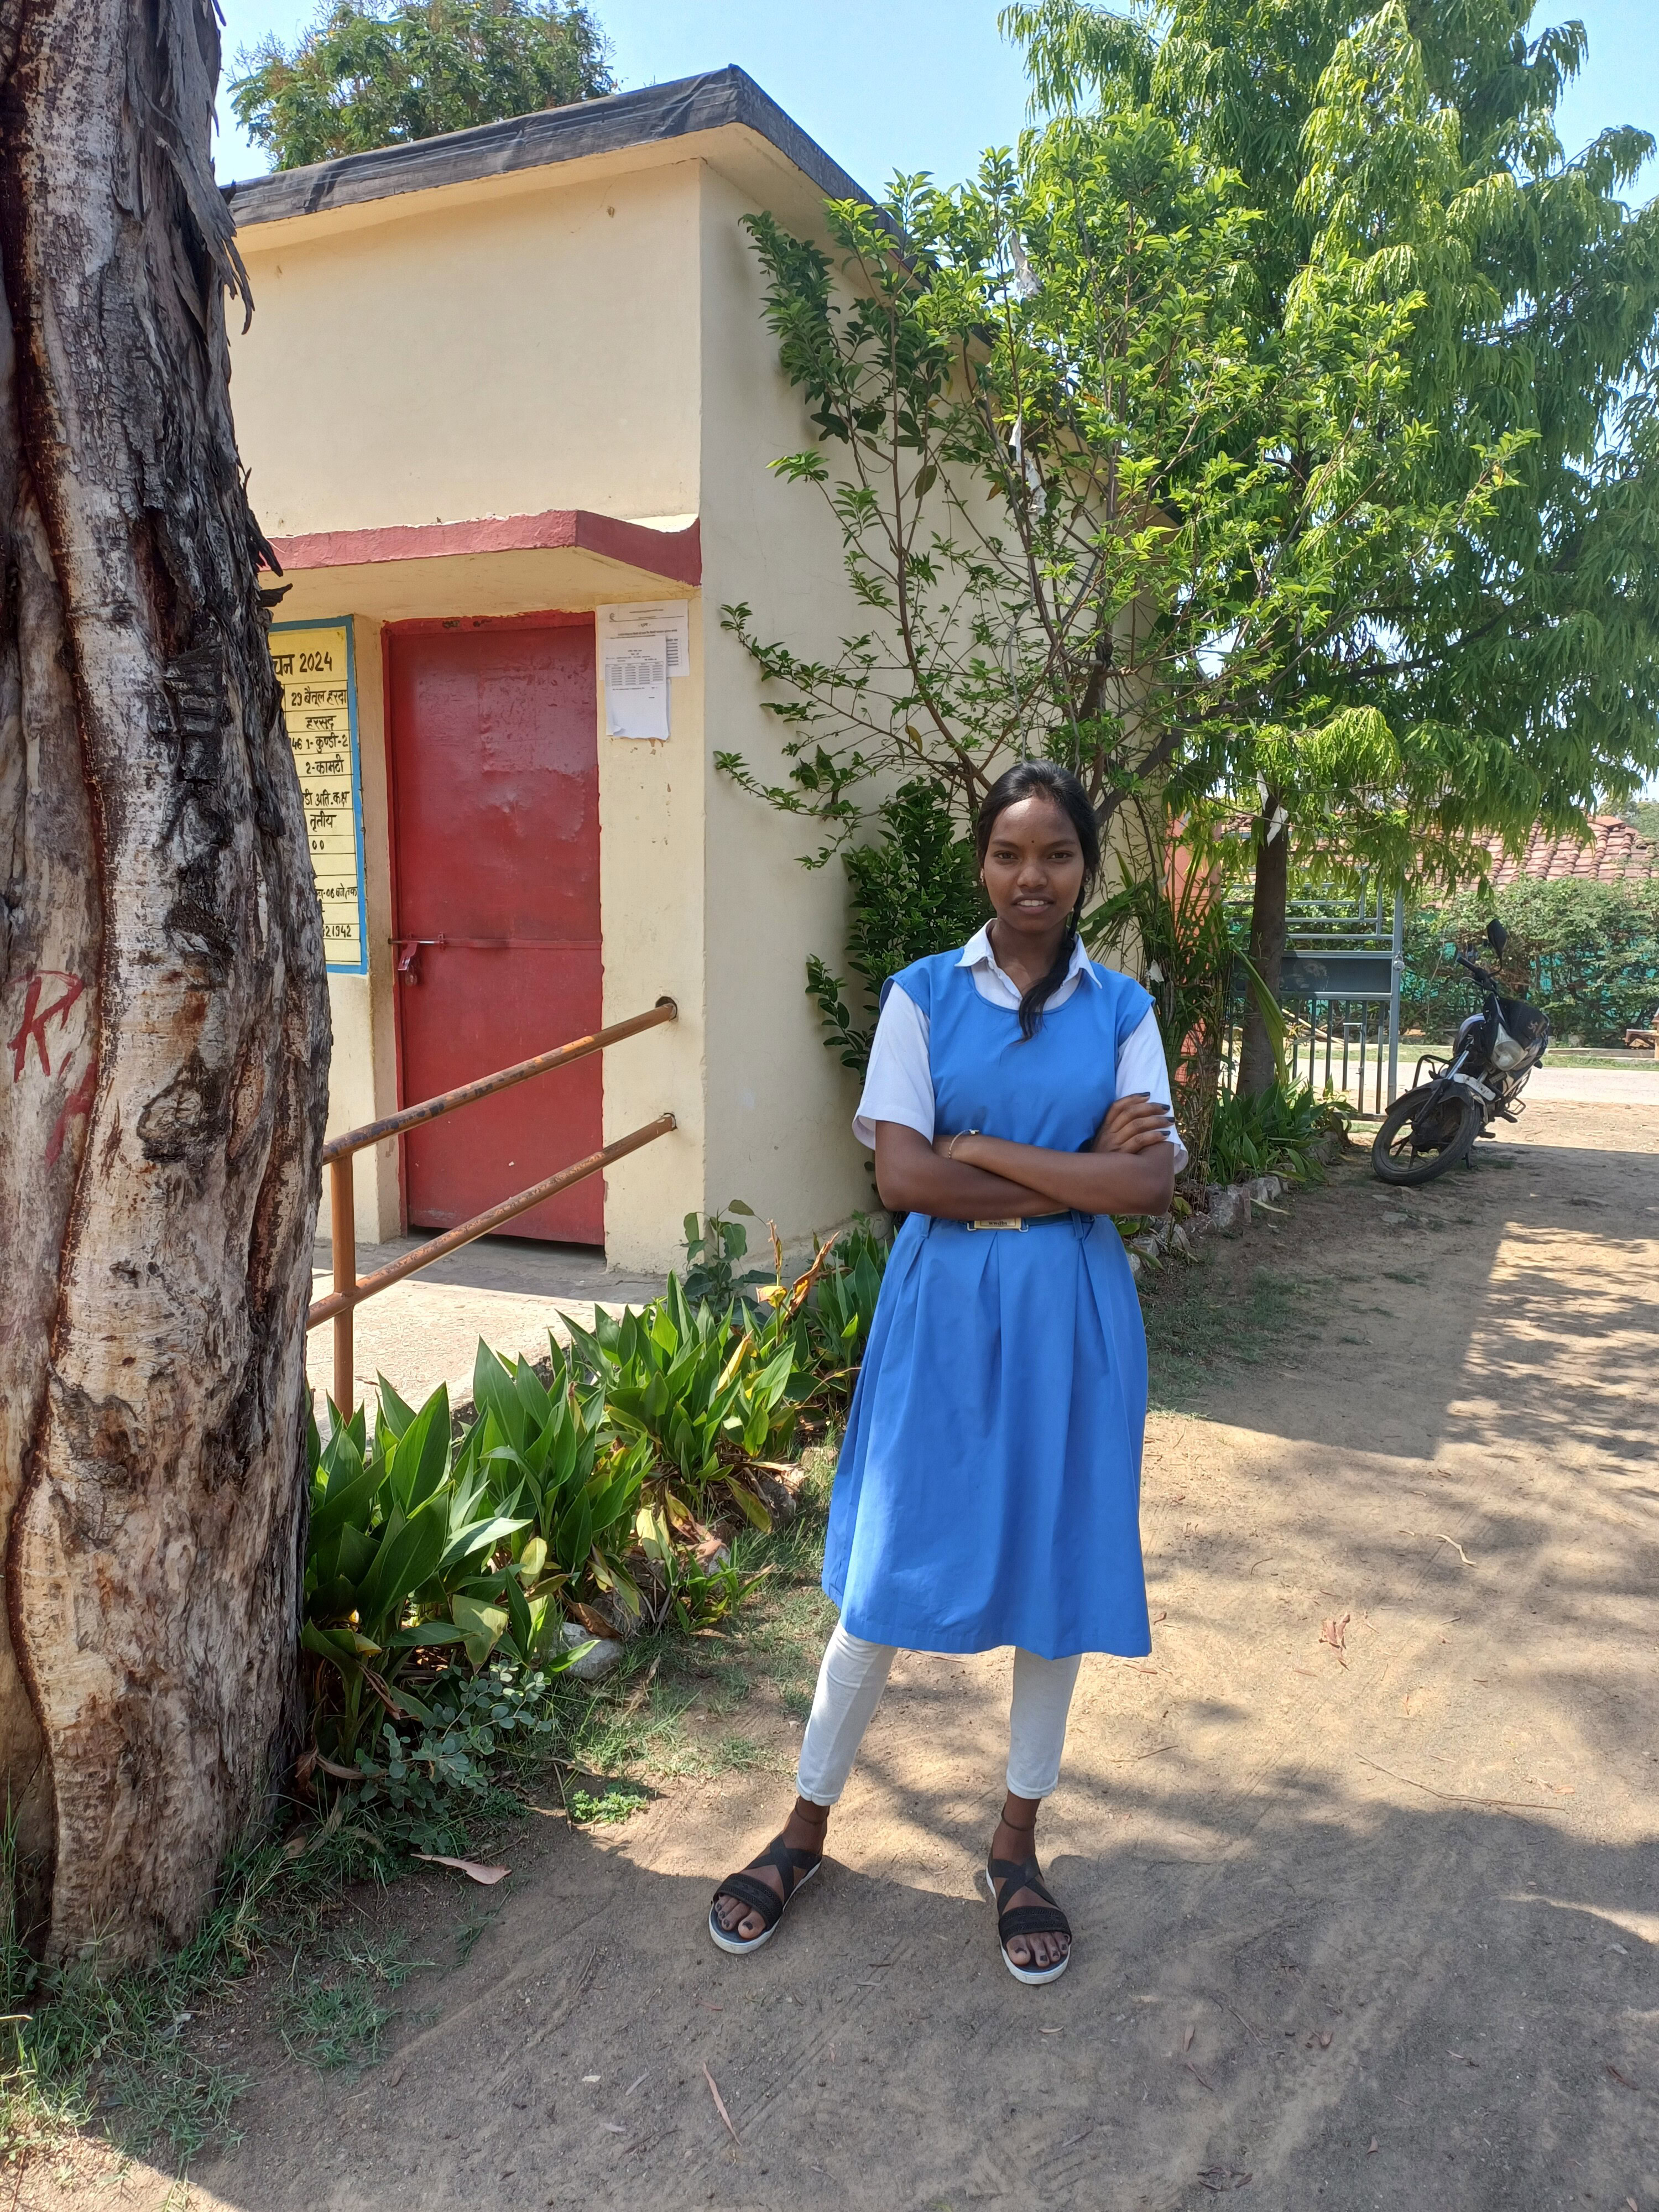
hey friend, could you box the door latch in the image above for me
[394,937,442,983]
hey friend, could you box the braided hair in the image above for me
[973,761,1102,1040]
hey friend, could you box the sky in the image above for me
[213,0,1659,201]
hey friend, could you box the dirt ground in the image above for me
[43,1096,1659,2211]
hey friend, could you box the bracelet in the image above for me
[946,1128,980,1161]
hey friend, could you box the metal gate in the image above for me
[1225,885,1405,1114]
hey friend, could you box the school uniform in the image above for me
[799,926,1186,1806]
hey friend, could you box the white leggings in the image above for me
[796,1622,1082,1807]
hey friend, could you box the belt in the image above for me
[965,1212,1082,1231]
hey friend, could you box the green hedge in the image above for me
[1402,878,1659,1044]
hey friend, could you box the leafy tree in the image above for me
[721,120,1503,877]
[1402,877,1659,1044]
[229,0,613,170]
[1009,0,1659,1092]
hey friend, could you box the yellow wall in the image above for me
[230,138,891,1273]
[232,162,703,536]
[695,161,878,1253]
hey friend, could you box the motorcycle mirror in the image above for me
[1441,942,1458,961]
[1485,919,1508,954]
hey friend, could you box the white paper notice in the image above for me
[598,599,691,742]
[602,635,670,739]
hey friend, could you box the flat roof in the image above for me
[222,65,871,228]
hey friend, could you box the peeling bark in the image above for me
[0,0,329,1960]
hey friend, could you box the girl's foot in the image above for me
[709,1798,829,1952]
[986,1802,1071,1981]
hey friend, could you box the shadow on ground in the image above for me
[59,1103,1659,2211]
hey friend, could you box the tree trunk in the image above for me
[1237,798,1289,1099]
[0,0,329,1962]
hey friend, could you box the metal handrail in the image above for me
[309,999,678,1411]
[321,998,676,1162]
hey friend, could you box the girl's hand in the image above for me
[1093,1092,1176,1155]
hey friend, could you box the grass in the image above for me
[276,1932,425,2073]
[1144,1260,1323,1408]
[565,1785,650,1826]
[0,1811,394,2169]
[452,1905,502,1965]
[551,1446,838,1800]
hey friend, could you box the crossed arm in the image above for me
[873,1093,1178,1223]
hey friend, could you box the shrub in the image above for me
[1209,1081,1348,1187]
[680,1199,772,1304]
[1403,879,1659,1044]
[807,779,987,1076]
[303,1348,649,1765]
[562,1276,803,1522]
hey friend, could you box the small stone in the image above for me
[749,1468,799,1525]
[1204,1185,1251,1235]
[561,1624,623,1682]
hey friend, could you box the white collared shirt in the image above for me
[853,922,1189,1171]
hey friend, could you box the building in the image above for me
[1479,816,1659,889]
[225,70,885,1276]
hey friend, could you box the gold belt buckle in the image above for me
[969,1217,1026,1231]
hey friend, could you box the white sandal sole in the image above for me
[707,1858,819,1955]
[981,1866,1072,1984]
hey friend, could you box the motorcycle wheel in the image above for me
[1371,1084,1483,1185]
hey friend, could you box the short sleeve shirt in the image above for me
[854,924,1188,1174]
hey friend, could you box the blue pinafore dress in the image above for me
[821,950,1156,1661]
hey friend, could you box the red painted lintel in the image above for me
[265,508,700,586]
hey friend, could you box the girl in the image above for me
[709,761,1183,1983]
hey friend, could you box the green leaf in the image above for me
[451,1593,509,1671]
[436,1512,531,1577]
[375,1374,418,1439]
[354,1494,447,1631]
[385,1387,452,1515]
[309,1448,377,1549]
[725,1477,773,1532]
[387,1619,468,1648]
[301,1618,362,1671]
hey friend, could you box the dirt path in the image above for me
[53,1099,1659,2211]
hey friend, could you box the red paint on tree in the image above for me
[6,971,83,1080]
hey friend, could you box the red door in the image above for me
[388,618,603,1243]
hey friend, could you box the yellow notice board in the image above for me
[271,619,367,974]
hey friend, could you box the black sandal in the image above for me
[707,1834,822,1955]
[982,1846,1072,1985]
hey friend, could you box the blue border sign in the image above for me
[272,617,368,976]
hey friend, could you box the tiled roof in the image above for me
[1481,816,1658,887]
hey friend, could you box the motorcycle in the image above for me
[1370,920,1551,1186]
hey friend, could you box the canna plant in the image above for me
[302,1350,652,1767]
[461,1337,654,1634]
[796,1220,888,1405]
[562,1276,802,1530]
[302,1387,534,1765]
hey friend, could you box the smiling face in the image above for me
[979,794,1088,950]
